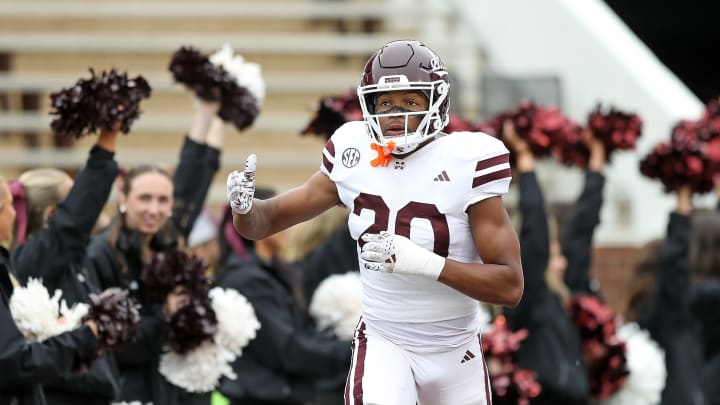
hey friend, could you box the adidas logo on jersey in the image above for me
[460,350,475,364]
[433,170,450,182]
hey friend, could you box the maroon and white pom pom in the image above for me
[169,44,264,131]
[50,69,151,138]
[587,103,643,156]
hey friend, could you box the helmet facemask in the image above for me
[358,74,450,155]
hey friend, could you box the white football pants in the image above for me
[344,320,492,405]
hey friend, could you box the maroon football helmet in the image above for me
[357,40,451,150]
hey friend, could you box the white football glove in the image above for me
[227,154,257,214]
[359,231,445,279]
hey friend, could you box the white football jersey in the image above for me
[320,121,511,324]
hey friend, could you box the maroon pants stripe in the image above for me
[345,321,368,404]
[478,334,493,404]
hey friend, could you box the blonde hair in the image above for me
[545,262,571,305]
[0,175,10,249]
[18,168,71,236]
[0,175,6,209]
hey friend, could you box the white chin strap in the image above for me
[392,143,419,155]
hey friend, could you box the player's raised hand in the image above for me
[227,154,257,214]
[360,231,445,279]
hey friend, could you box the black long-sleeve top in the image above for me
[504,171,589,405]
[11,145,121,404]
[689,278,720,405]
[172,136,221,240]
[216,253,351,404]
[641,213,708,405]
[562,171,604,296]
[84,136,219,405]
[0,248,98,405]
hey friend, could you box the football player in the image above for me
[227,39,523,405]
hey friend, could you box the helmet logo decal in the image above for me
[378,75,409,89]
[342,147,361,168]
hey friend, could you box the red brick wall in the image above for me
[590,246,640,316]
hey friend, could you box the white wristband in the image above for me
[392,235,446,279]
[408,251,446,279]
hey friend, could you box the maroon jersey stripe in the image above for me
[322,139,336,173]
[473,168,511,189]
[475,153,509,172]
[325,139,336,157]
[322,154,334,173]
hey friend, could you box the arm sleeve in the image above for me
[504,171,550,324]
[172,136,218,239]
[13,145,118,286]
[562,170,605,295]
[652,212,692,327]
[233,275,350,378]
[60,145,118,235]
[0,303,97,389]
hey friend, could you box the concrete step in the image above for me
[0,1,392,45]
[0,110,319,134]
[0,135,326,193]
[0,32,404,54]
[0,1,389,20]
[8,52,369,75]
[0,19,325,34]
[0,70,359,126]
[0,71,359,96]
[0,131,326,166]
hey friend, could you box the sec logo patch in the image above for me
[342,148,361,168]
